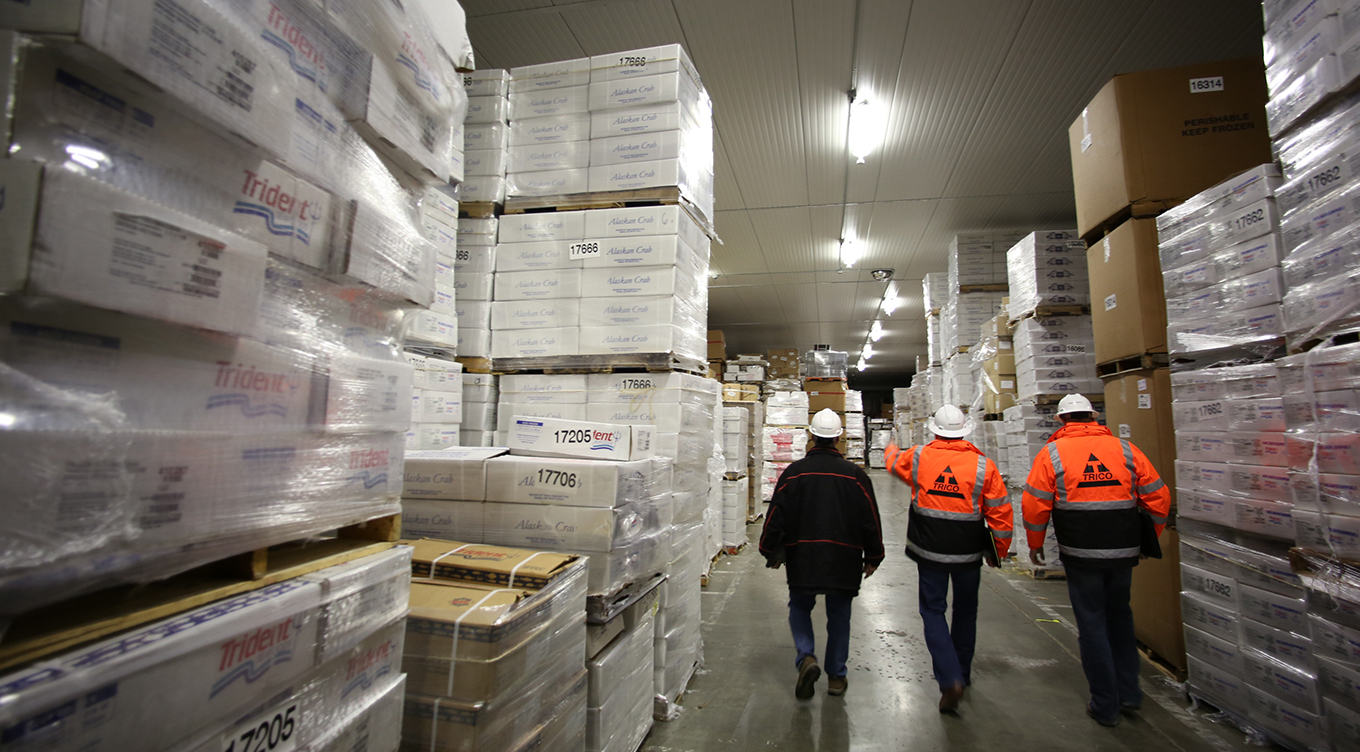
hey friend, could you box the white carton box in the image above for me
[407,309,459,347]
[509,113,592,146]
[491,327,579,359]
[508,141,591,172]
[405,353,430,389]
[0,162,267,336]
[457,175,506,203]
[507,167,590,196]
[416,389,462,424]
[590,45,698,82]
[453,245,497,273]
[505,415,655,461]
[464,94,510,124]
[579,325,698,356]
[484,455,658,507]
[463,122,508,151]
[590,131,684,166]
[479,500,639,552]
[495,402,587,432]
[509,85,589,119]
[461,400,498,432]
[322,354,414,433]
[494,269,584,300]
[500,374,587,403]
[509,58,591,92]
[457,326,492,358]
[453,298,493,329]
[587,372,703,403]
[400,446,508,500]
[490,299,582,329]
[584,234,700,268]
[424,357,463,392]
[584,205,690,238]
[588,159,690,193]
[464,148,508,177]
[579,296,687,327]
[591,102,698,138]
[588,71,700,111]
[495,240,580,271]
[497,211,587,243]
[463,69,510,97]
[581,266,693,297]
[413,422,460,449]
[453,271,495,301]
[400,497,484,539]
[584,402,708,434]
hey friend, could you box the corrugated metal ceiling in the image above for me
[466,0,1264,377]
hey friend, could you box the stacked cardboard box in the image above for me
[0,547,413,752]
[504,45,715,227]
[402,540,592,752]
[462,70,511,203]
[489,205,710,365]
[844,389,866,461]
[461,372,499,447]
[867,420,892,469]
[762,391,810,500]
[1005,231,1088,320]
[802,349,849,379]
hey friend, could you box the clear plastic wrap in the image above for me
[1003,231,1085,318]
[1268,53,1343,137]
[0,547,411,752]
[800,349,848,379]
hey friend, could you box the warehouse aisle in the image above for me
[641,469,1257,752]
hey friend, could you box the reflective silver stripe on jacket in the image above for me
[914,506,982,522]
[1148,513,1168,525]
[1137,479,1166,494]
[1023,520,1047,532]
[910,445,924,507]
[1121,440,1136,492]
[992,529,1013,539]
[1025,483,1054,501]
[1058,545,1141,560]
[983,496,1008,508]
[1055,498,1138,511]
[907,540,984,564]
[970,455,987,514]
[1046,443,1067,506]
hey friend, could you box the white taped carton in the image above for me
[505,415,655,461]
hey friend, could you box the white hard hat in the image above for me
[927,405,970,439]
[809,408,844,438]
[1056,394,1097,417]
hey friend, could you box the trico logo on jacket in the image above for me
[931,466,966,499]
[1078,453,1122,488]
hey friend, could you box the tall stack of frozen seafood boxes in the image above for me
[0,0,475,741]
[462,69,512,205]
[503,45,714,227]
[763,391,811,500]
[845,389,867,462]
[722,406,752,551]
[1157,4,1360,746]
[941,235,1009,412]
[867,419,893,469]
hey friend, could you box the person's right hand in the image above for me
[863,563,878,578]
[1029,548,1045,567]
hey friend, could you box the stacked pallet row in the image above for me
[940,236,1010,412]
[762,391,811,499]
[844,389,868,463]
[0,0,477,742]
[867,419,894,469]
[503,44,715,230]
[461,70,513,206]
[722,406,752,552]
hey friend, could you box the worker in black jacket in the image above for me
[760,409,885,700]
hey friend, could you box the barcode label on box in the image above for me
[568,241,601,259]
[1119,424,1132,438]
[1138,394,1152,409]
[1104,294,1117,311]
[1189,76,1224,93]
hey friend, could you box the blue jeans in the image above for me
[917,563,981,691]
[788,591,853,678]
[1065,565,1142,720]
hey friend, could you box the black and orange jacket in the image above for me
[885,439,1012,571]
[759,447,885,595]
[1021,422,1171,569]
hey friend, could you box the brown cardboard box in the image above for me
[722,383,760,402]
[1089,219,1167,363]
[767,348,800,378]
[1068,57,1272,239]
[706,360,722,380]
[985,393,1017,414]
[1102,368,1176,510]
[707,330,726,360]
[1131,528,1185,670]
[805,389,846,413]
[981,314,1010,340]
[407,538,581,590]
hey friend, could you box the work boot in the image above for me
[939,682,965,712]
[827,676,848,696]
[795,656,821,700]
[1087,703,1121,727]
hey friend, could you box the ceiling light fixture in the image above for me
[862,344,874,360]
[870,320,884,342]
[840,237,862,268]
[856,358,868,371]
[882,297,902,316]
[848,94,883,164]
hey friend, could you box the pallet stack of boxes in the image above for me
[844,389,867,462]
[1067,50,1297,722]
[941,234,1011,412]
[1150,4,1360,745]
[401,538,593,751]
[503,46,714,225]
[763,391,811,499]
[722,406,752,551]
[0,0,478,741]
[406,354,465,450]
[867,419,894,469]
[462,70,512,205]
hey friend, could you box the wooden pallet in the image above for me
[0,514,401,671]
[958,283,1009,294]
[981,413,1005,421]
[585,572,665,625]
[1137,643,1187,682]
[493,352,707,376]
[459,201,501,219]
[1080,198,1183,247]
[926,308,941,318]
[1095,351,1171,379]
[505,186,689,214]
[803,376,846,384]
[722,541,748,556]
[1167,338,1285,372]
[456,356,494,374]
[1287,327,1360,356]
[1010,304,1092,323]
[955,345,971,354]
[1033,393,1105,406]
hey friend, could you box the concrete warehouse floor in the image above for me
[641,469,1264,752]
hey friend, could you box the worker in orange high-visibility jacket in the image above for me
[1021,394,1171,728]
[885,405,1011,714]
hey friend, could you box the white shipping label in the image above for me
[1104,294,1117,311]
[569,240,602,259]
[221,698,300,752]
[1119,424,1132,438]
[1080,108,1092,152]
[1189,76,1225,93]
[1104,237,1112,263]
[1138,394,1153,409]
[1137,379,1148,391]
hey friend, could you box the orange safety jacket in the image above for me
[1021,422,1171,568]
[885,439,1012,570]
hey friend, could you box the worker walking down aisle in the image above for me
[759,408,885,700]
[1021,394,1171,728]
[884,405,1011,713]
